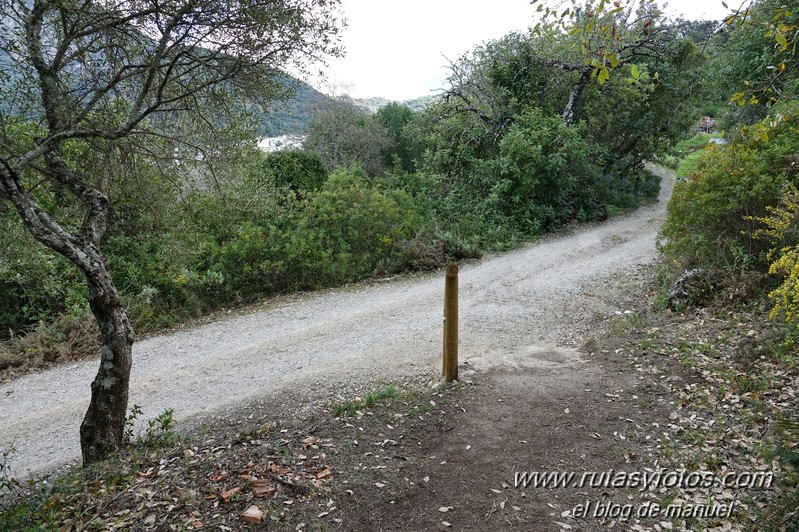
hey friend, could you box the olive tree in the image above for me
[0,0,343,464]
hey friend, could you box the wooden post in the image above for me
[443,263,459,382]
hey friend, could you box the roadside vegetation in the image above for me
[651,0,799,526]
[1,1,707,380]
[3,0,799,528]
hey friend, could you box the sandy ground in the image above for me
[0,166,674,479]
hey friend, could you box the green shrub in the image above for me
[660,105,799,304]
[661,137,783,272]
[0,217,88,338]
[258,149,327,194]
[284,167,422,288]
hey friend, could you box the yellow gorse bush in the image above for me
[751,185,799,334]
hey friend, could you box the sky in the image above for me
[317,0,733,101]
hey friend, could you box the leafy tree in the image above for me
[659,105,799,291]
[284,167,422,285]
[526,0,677,124]
[0,0,343,464]
[305,99,394,176]
[723,0,798,114]
[410,1,700,245]
[375,102,416,173]
[434,3,701,160]
[580,37,707,175]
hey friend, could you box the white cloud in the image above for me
[319,0,734,101]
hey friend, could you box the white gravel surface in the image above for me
[0,165,675,478]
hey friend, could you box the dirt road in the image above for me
[0,166,674,478]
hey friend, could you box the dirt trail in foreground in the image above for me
[0,166,675,478]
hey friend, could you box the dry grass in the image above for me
[0,315,99,382]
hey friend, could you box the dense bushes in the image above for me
[287,168,422,283]
[0,217,89,334]
[390,106,659,252]
[0,157,425,338]
[257,150,327,194]
[660,107,799,280]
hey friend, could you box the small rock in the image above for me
[667,269,712,311]
[746,329,757,338]
[241,505,266,524]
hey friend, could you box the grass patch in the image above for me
[669,133,716,178]
[676,148,707,178]
[333,385,399,417]
[672,133,715,154]
[609,311,643,334]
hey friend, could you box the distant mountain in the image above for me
[256,78,336,136]
[402,95,440,112]
[255,81,442,135]
[348,94,442,115]
[349,97,391,114]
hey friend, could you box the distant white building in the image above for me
[256,134,306,153]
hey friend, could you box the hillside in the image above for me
[346,94,441,115]
[255,77,336,136]
[255,81,438,135]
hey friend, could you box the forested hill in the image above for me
[257,78,436,136]
[256,77,335,136]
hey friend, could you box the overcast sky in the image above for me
[317,0,732,101]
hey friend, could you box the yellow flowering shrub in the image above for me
[752,185,799,333]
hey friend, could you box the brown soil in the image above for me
[332,361,671,532]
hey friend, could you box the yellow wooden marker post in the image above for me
[443,263,459,382]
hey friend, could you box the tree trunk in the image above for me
[79,247,134,464]
[1,156,135,465]
[562,70,592,126]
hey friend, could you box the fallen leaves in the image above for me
[613,306,795,530]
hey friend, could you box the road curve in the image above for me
[0,165,674,477]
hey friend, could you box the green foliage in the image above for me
[123,405,178,448]
[486,109,604,231]
[661,109,799,276]
[123,404,143,445]
[284,167,422,287]
[0,447,19,496]
[0,447,30,532]
[259,149,327,194]
[676,149,709,179]
[305,101,394,176]
[334,386,398,417]
[670,134,716,156]
[0,1,707,357]
[375,102,416,173]
[0,227,89,337]
[722,0,799,116]
[747,177,799,335]
[403,103,660,252]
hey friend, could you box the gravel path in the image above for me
[0,165,675,478]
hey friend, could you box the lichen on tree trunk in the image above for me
[79,254,135,464]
